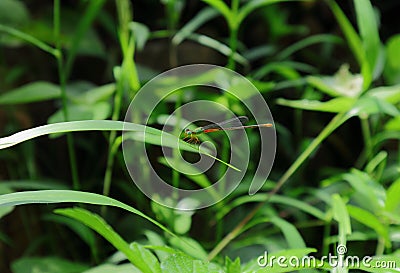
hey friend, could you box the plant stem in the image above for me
[172,94,183,200]
[0,24,58,57]
[375,237,385,256]
[360,115,372,162]
[227,0,240,70]
[54,0,80,190]
[103,0,140,199]
[207,112,349,260]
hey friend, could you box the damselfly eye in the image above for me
[184,128,191,135]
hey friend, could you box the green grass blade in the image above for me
[201,0,232,28]
[55,207,162,273]
[217,194,326,221]
[276,34,343,61]
[0,190,173,238]
[0,120,239,171]
[186,33,248,66]
[64,0,106,79]
[276,97,356,113]
[384,178,400,213]
[332,194,351,246]
[269,216,306,249]
[327,0,372,90]
[172,7,219,45]
[347,205,391,248]
[354,0,381,79]
[237,0,304,26]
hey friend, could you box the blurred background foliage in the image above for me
[1,0,400,272]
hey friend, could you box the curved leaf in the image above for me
[0,81,60,104]
[347,205,391,248]
[238,0,301,26]
[0,190,173,236]
[354,0,381,79]
[172,7,219,45]
[277,97,355,113]
[0,120,239,170]
[56,208,161,273]
[201,0,232,27]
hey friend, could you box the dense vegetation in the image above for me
[1,0,400,272]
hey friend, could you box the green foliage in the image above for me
[1,0,400,272]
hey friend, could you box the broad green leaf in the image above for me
[348,96,400,117]
[366,85,400,105]
[343,169,386,212]
[276,97,355,113]
[347,205,391,248]
[55,208,162,273]
[384,34,400,85]
[354,0,381,79]
[160,253,196,273]
[0,0,29,27]
[160,254,221,273]
[270,216,306,249]
[169,236,208,260]
[68,83,116,104]
[385,178,400,213]
[172,7,219,45]
[129,21,150,51]
[48,102,111,124]
[0,0,30,46]
[11,257,89,273]
[332,194,351,246]
[0,81,60,104]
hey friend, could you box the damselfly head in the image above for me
[184,128,192,135]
